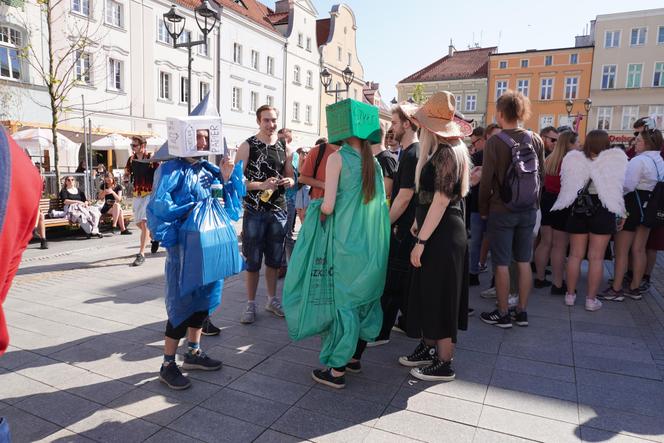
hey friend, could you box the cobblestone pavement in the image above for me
[1,230,664,442]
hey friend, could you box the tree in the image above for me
[412,84,425,105]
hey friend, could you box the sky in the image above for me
[288,0,663,101]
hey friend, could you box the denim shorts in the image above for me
[242,206,287,272]
[487,209,537,266]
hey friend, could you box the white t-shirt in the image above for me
[623,151,664,193]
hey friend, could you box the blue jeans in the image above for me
[469,212,486,275]
[282,198,296,266]
[242,206,287,272]
[0,417,10,442]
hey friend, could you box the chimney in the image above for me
[448,39,455,57]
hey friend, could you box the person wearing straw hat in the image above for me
[395,92,471,381]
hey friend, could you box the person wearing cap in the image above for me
[396,92,470,381]
[367,101,420,347]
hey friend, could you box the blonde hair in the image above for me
[416,128,471,197]
[544,131,578,175]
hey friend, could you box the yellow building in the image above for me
[487,45,594,135]
[316,4,366,135]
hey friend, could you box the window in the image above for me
[266,95,274,107]
[305,105,312,124]
[539,115,554,130]
[337,46,342,61]
[306,37,311,52]
[540,78,553,100]
[1,27,22,80]
[251,50,259,70]
[495,80,507,99]
[597,107,612,130]
[347,52,352,66]
[157,20,173,44]
[197,36,209,57]
[544,55,552,66]
[465,95,477,112]
[499,60,507,69]
[570,53,578,65]
[602,65,616,89]
[605,30,620,48]
[199,81,209,102]
[231,87,241,110]
[631,27,646,46]
[520,59,528,68]
[659,26,664,45]
[622,106,639,130]
[293,65,300,84]
[74,51,91,84]
[564,77,578,99]
[233,43,242,64]
[250,91,258,112]
[648,105,664,129]
[517,79,529,96]
[105,0,123,28]
[72,0,90,16]
[177,30,191,45]
[297,33,303,47]
[266,56,274,75]
[180,76,189,103]
[654,62,664,87]
[306,70,313,88]
[455,95,463,109]
[159,71,171,100]
[627,64,643,88]
[293,102,300,121]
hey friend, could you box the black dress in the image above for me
[407,145,469,342]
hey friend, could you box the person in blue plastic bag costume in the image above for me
[146,95,246,390]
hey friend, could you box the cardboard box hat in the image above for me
[326,99,381,145]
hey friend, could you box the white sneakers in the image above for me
[565,293,576,306]
[564,293,602,311]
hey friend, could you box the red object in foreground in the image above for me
[0,128,41,356]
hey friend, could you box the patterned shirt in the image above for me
[243,136,287,211]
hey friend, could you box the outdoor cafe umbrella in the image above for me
[146,135,166,149]
[11,127,79,168]
[91,133,133,151]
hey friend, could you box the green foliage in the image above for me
[412,84,425,105]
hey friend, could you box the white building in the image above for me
[269,0,320,147]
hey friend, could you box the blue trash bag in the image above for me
[0,417,10,443]
[178,197,244,296]
[222,160,246,222]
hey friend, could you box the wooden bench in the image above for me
[40,198,133,229]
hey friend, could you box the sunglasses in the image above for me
[131,144,141,148]
[545,136,558,143]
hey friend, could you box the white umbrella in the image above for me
[12,128,80,168]
[146,135,166,148]
[91,133,133,151]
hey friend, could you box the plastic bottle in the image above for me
[260,188,274,202]
[211,179,223,202]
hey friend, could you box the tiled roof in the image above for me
[399,46,497,84]
[175,0,282,35]
[267,11,289,25]
[316,18,330,47]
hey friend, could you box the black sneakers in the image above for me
[40,239,48,250]
[513,310,528,327]
[345,360,362,373]
[534,278,552,288]
[469,273,480,286]
[480,309,512,329]
[201,318,221,336]
[181,350,222,371]
[120,229,133,235]
[159,362,191,390]
[410,359,455,382]
[312,368,345,389]
[398,341,437,367]
[551,282,567,296]
[131,254,145,267]
[151,241,160,254]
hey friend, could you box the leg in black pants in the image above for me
[312,339,367,389]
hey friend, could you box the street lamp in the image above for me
[164,1,219,115]
[565,99,574,117]
[565,98,592,131]
[390,97,397,105]
[320,65,354,103]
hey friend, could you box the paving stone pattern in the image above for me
[2,233,664,442]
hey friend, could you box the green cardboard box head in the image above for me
[326,99,382,145]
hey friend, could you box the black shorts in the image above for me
[550,206,570,232]
[623,190,651,232]
[100,204,113,214]
[540,191,556,227]
[566,196,616,235]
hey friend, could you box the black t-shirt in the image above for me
[243,136,287,211]
[100,184,122,207]
[375,150,397,180]
[59,188,87,203]
[469,149,484,213]
[391,142,419,230]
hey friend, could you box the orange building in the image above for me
[487,46,594,135]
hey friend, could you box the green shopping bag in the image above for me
[283,200,335,340]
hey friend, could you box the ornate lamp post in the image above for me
[565,98,592,131]
[164,1,219,115]
[320,66,355,103]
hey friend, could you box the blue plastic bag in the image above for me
[178,197,244,296]
[222,161,246,222]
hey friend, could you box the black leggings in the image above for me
[333,339,367,372]
[164,311,208,340]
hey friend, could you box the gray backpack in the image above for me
[497,131,540,212]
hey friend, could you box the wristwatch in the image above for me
[415,238,427,246]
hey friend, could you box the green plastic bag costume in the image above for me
[283,144,390,368]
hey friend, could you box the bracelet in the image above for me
[416,238,427,246]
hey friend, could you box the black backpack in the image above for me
[497,131,540,212]
[643,156,664,228]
